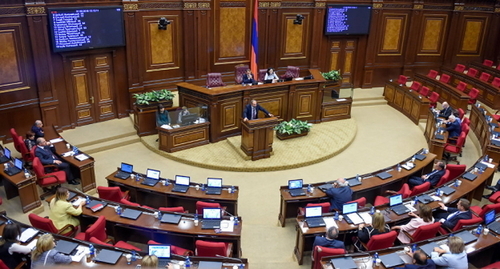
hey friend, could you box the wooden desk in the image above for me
[177,70,327,142]
[278,150,436,227]
[106,171,239,215]
[0,164,40,213]
[293,158,497,264]
[157,122,210,153]
[469,62,500,79]
[240,117,278,161]
[424,110,449,160]
[384,81,431,124]
[320,97,352,122]
[45,126,96,192]
[414,73,470,111]
[441,66,500,110]
[469,105,500,166]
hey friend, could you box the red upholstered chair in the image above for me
[148,240,193,256]
[15,135,33,165]
[457,108,465,120]
[9,128,21,153]
[492,77,500,88]
[489,192,500,203]
[32,157,67,198]
[348,197,367,209]
[86,216,141,251]
[462,117,470,126]
[456,81,467,92]
[196,201,226,215]
[298,202,331,216]
[467,88,479,105]
[195,240,232,257]
[479,72,491,82]
[428,91,439,108]
[374,184,411,206]
[402,222,441,243]
[483,59,494,67]
[159,206,187,213]
[435,170,450,187]
[439,74,450,84]
[206,73,226,88]
[397,75,407,85]
[362,231,397,251]
[483,261,500,269]
[454,64,466,73]
[120,198,140,207]
[282,66,300,79]
[438,217,482,235]
[234,64,249,84]
[0,258,24,269]
[419,86,430,97]
[470,203,500,220]
[258,69,267,82]
[467,68,478,77]
[445,164,466,181]
[410,81,422,92]
[89,237,113,247]
[28,213,77,237]
[97,186,129,203]
[443,132,466,164]
[312,246,346,269]
[409,182,431,197]
[427,70,438,79]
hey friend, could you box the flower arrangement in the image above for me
[321,70,342,81]
[133,89,175,105]
[274,118,312,135]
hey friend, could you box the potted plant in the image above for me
[274,118,312,140]
[321,70,342,98]
[133,89,175,108]
[321,70,342,81]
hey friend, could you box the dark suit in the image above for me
[243,104,270,120]
[325,186,353,211]
[35,146,74,182]
[408,169,445,188]
[446,120,461,137]
[312,236,345,250]
[31,125,44,139]
[242,74,256,84]
[438,107,453,119]
[395,260,436,269]
[434,208,472,230]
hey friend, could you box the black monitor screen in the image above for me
[325,5,372,35]
[47,6,125,52]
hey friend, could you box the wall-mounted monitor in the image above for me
[47,6,125,53]
[324,5,372,35]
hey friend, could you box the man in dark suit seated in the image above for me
[433,198,472,230]
[445,115,461,138]
[408,161,445,188]
[241,69,256,84]
[438,102,453,119]
[31,120,45,139]
[35,138,78,185]
[325,178,353,211]
[396,250,436,269]
[312,226,345,250]
[243,99,273,122]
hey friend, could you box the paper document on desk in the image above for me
[359,212,372,224]
[323,217,338,228]
[404,202,417,212]
[74,154,89,161]
[346,213,364,225]
[430,195,442,201]
[61,151,74,157]
[19,228,38,243]
[161,124,172,129]
[71,197,86,207]
[219,220,234,232]
[480,161,495,169]
[49,138,64,144]
[71,246,88,262]
[337,98,347,101]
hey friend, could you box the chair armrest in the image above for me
[14,260,26,269]
[360,241,368,251]
[57,224,76,237]
[225,242,233,257]
[402,230,414,242]
[43,164,59,169]
[121,190,130,200]
[40,174,64,184]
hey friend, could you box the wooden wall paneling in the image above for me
[308,2,326,70]
[197,9,212,80]
[362,4,382,88]
[487,11,500,63]
[124,5,143,93]
[277,12,310,69]
[93,54,117,121]
[259,5,280,71]
[377,13,408,57]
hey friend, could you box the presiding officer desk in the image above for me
[293,157,497,265]
[279,149,436,227]
[0,214,249,268]
[106,170,239,215]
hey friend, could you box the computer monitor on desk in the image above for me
[181,113,198,125]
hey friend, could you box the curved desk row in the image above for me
[383,81,431,125]
[423,110,450,160]
[293,157,498,264]
[106,170,239,215]
[469,62,500,80]
[278,149,436,227]
[470,105,500,167]
[414,73,470,111]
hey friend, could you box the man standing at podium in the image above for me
[243,99,273,121]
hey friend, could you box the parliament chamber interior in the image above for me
[1,0,500,268]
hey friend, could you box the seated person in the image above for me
[156,104,171,127]
[312,226,344,250]
[177,106,190,124]
[397,250,436,269]
[34,138,78,185]
[24,131,36,151]
[445,115,461,138]
[431,236,468,269]
[392,204,434,244]
[325,178,353,211]
[242,69,256,84]
[31,120,44,139]
[49,187,85,234]
[264,68,279,82]
[408,161,445,188]
[433,199,472,230]
[0,222,32,269]
[141,255,159,268]
[438,102,453,119]
[357,212,390,246]
[31,234,72,268]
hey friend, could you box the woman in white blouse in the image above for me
[264,68,279,82]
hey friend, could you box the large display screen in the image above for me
[47,6,125,52]
[324,5,372,35]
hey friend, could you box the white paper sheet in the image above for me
[359,212,372,224]
[49,138,64,144]
[71,246,88,262]
[19,228,38,243]
[323,217,338,228]
[75,154,89,161]
[346,213,364,225]
[220,220,234,232]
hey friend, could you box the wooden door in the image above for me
[66,53,117,126]
[328,38,357,88]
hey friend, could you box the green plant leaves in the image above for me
[274,118,311,135]
[321,70,342,81]
[133,89,175,105]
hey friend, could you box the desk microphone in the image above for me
[222,209,235,218]
[215,254,244,264]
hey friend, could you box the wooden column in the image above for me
[240,117,278,161]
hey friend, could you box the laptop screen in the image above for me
[14,158,22,169]
[175,175,190,186]
[207,178,222,188]
[484,210,495,225]
[342,202,358,214]
[202,208,221,220]
[288,179,303,190]
[389,194,403,207]
[305,206,322,218]
[146,169,161,180]
[148,244,171,259]
[4,148,11,159]
[121,162,133,173]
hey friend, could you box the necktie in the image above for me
[252,107,256,119]
[447,211,460,220]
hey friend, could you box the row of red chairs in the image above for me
[455,64,500,88]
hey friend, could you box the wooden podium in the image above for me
[240,117,278,161]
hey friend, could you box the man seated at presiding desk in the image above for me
[437,102,453,119]
[312,226,345,250]
[242,69,256,84]
[325,178,353,211]
[408,161,445,188]
[243,99,274,122]
[34,138,79,185]
[396,250,436,269]
[433,198,472,230]
[444,115,461,138]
